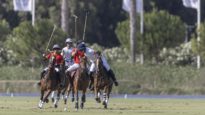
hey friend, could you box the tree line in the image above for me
[1,0,205,66]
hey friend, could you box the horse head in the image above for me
[80,57,87,69]
[96,52,104,74]
[45,55,56,81]
[48,55,55,69]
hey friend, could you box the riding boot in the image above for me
[37,70,45,86]
[88,72,94,90]
[107,69,118,86]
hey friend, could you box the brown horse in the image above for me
[66,57,89,110]
[38,56,61,109]
[94,54,113,109]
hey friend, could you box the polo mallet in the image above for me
[45,25,57,52]
[73,14,78,40]
[82,11,89,41]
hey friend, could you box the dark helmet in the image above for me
[76,40,85,45]
[96,51,101,55]
[52,44,61,50]
[77,43,86,51]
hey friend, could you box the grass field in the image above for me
[0,97,205,115]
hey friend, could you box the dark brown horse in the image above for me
[66,57,89,110]
[52,64,71,110]
[38,56,61,109]
[94,54,113,109]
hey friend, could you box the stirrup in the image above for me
[114,81,118,86]
[37,81,41,86]
[60,83,64,88]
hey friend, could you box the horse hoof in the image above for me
[71,98,75,102]
[95,98,101,103]
[38,105,42,109]
[104,104,107,109]
[38,103,43,109]
[75,103,79,110]
[80,103,84,109]
[51,98,55,103]
[102,101,106,105]
[45,99,49,103]
[103,101,107,109]
[54,104,58,108]
[64,99,67,104]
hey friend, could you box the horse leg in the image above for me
[62,89,67,104]
[102,87,109,109]
[38,89,51,109]
[38,90,44,108]
[80,90,86,109]
[40,90,44,102]
[63,87,71,111]
[94,87,99,102]
[54,89,61,108]
[43,90,52,105]
[107,84,113,102]
[75,91,79,110]
[95,88,101,103]
[74,86,79,110]
[71,87,75,102]
[51,91,55,103]
[98,91,101,103]
[104,84,112,109]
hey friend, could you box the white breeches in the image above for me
[65,61,73,68]
[89,60,95,72]
[66,63,80,72]
[101,55,110,71]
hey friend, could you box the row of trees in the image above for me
[1,0,205,46]
[1,0,205,66]
[116,9,186,61]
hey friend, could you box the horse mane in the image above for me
[96,55,108,79]
[80,57,87,70]
[48,55,55,67]
[44,55,56,81]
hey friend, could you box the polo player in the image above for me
[38,44,65,87]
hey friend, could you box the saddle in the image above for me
[42,68,61,81]
[68,69,87,79]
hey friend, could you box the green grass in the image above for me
[0,97,205,115]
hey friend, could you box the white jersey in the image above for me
[85,47,96,62]
[61,47,73,67]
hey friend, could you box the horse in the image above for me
[38,56,62,109]
[52,63,72,111]
[66,57,89,110]
[40,59,72,111]
[94,53,113,109]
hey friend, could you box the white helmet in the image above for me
[65,38,72,43]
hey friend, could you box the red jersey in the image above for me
[46,52,64,65]
[72,48,85,64]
